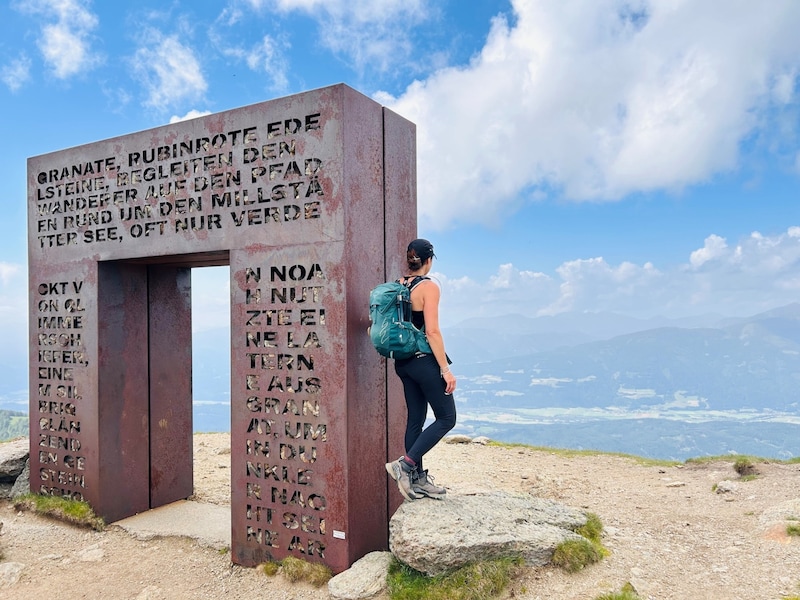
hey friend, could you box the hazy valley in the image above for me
[4,303,800,460]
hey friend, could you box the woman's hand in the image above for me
[442,370,456,395]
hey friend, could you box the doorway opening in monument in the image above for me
[191,264,232,461]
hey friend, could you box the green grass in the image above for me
[576,512,604,543]
[13,494,105,531]
[787,523,800,537]
[490,444,800,471]
[387,556,524,600]
[551,538,607,573]
[551,512,609,573]
[686,453,764,466]
[594,582,641,599]
[261,561,280,576]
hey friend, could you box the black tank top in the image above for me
[403,276,428,330]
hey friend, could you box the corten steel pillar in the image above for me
[27,84,416,572]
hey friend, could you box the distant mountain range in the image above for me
[4,303,800,459]
[447,303,800,459]
[453,303,800,413]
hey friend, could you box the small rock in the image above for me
[10,459,30,499]
[39,554,64,561]
[135,585,166,599]
[328,551,392,600]
[77,544,105,562]
[760,499,800,524]
[472,436,491,445]
[0,562,26,587]
[443,435,473,444]
[715,480,738,494]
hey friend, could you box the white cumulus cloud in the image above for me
[131,32,208,110]
[379,0,800,229]
[170,110,213,124]
[438,227,800,322]
[245,35,290,91]
[0,55,31,91]
[15,0,101,79]
[689,234,728,268]
[221,0,432,73]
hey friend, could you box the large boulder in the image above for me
[0,438,29,498]
[389,491,587,576]
[0,438,29,480]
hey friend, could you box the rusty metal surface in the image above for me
[31,258,99,507]
[338,88,392,562]
[97,262,151,522]
[148,266,193,507]
[383,107,419,516]
[27,84,416,572]
[230,243,345,568]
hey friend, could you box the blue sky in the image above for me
[2,0,800,362]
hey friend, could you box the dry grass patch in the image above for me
[733,456,759,478]
[260,556,331,587]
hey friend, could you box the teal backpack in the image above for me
[368,276,433,359]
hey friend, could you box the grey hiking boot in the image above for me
[385,458,419,501]
[412,469,446,499]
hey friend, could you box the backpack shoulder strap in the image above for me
[406,276,430,291]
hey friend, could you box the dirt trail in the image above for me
[1,434,799,600]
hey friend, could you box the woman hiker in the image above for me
[385,238,457,500]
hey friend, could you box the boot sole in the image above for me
[412,488,446,500]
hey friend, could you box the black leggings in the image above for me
[394,353,457,472]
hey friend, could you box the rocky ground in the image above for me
[1,433,800,599]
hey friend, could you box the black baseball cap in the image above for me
[408,238,435,260]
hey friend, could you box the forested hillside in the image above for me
[0,409,28,442]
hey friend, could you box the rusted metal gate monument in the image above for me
[27,84,413,572]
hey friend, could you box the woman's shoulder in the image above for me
[411,276,439,296]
